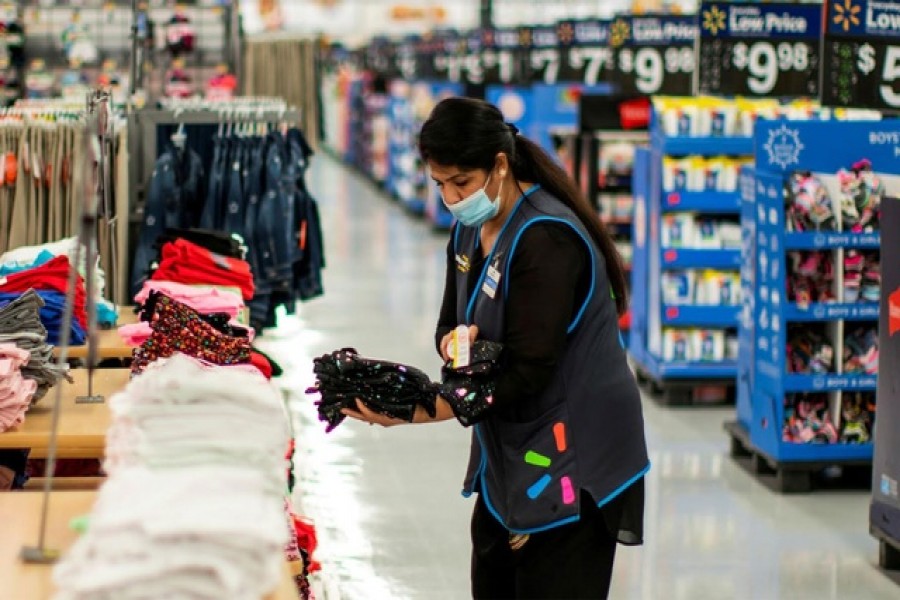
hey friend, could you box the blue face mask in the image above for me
[443,173,504,227]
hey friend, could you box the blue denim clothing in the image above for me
[130,146,205,295]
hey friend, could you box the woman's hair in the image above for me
[419,97,628,315]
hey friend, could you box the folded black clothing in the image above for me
[307,348,437,432]
[436,340,505,427]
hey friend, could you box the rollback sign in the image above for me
[610,14,696,96]
[696,2,822,97]
[822,0,900,112]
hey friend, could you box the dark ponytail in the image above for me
[419,97,628,315]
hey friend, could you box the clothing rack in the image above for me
[127,101,303,220]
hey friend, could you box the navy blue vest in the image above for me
[454,185,649,534]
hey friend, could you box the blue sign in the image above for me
[755,120,900,174]
[826,0,900,37]
[699,2,823,39]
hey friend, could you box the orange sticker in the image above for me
[553,422,567,453]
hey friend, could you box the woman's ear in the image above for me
[495,152,510,177]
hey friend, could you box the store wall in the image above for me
[240,0,479,44]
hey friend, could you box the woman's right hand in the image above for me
[440,325,479,362]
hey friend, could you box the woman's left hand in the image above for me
[341,399,408,428]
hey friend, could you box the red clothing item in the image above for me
[0,255,87,328]
[249,350,273,379]
[151,239,255,300]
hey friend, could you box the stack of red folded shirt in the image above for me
[151,239,255,301]
[0,255,86,329]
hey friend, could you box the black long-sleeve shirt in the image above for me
[436,222,590,422]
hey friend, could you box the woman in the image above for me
[343,97,649,599]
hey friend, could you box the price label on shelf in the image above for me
[822,0,900,112]
[609,15,696,96]
[557,19,615,86]
[696,2,822,97]
[479,27,522,85]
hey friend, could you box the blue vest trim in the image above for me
[453,223,461,255]
[503,216,597,334]
[596,462,650,508]
[463,184,542,324]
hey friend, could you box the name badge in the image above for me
[482,264,502,299]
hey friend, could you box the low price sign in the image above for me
[557,19,615,86]
[696,2,822,97]
[610,14,697,96]
[821,0,900,112]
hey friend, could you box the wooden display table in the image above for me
[0,369,129,459]
[0,491,299,599]
[51,305,138,361]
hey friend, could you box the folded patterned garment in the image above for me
[436,340,504,426]
[307,348,438,432]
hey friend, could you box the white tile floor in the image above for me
[257,155,900,600]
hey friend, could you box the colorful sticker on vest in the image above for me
[527,474,553,500]
[553,422,567,453]
[560,476,575,505]
[524,450,552,468]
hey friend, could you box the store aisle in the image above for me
[257,155,900,600]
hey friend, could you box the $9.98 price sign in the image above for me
[609,15,697,96]
[822,0,900,112]
[697,2,822,97]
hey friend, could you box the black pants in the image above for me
[471,494,618,599]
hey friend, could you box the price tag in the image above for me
[821,0,900,112]
[610,15,696,96]
[432,31,464,83]
[696,2,822,97]
[525,25,562,85]
[557,19,615,86]
[394,39,418,81]
[480,27,521,85]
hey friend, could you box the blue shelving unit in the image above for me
[629,120,748,400]
[728,119,900,490]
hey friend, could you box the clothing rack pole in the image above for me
[20,90,106,565]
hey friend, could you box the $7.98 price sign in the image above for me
[822,0,900,111]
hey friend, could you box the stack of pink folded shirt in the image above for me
[0,343,37,432]
[120,281,252,347]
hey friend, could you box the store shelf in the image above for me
[636,349,738,380]
[784,231,881,250]
[661,248,741,269]
[662,191,741,213]
[662,304,740,327]
[758,363,878,392]
[652,132,754,156]
[784,303,879,322]
[775,442,874,462]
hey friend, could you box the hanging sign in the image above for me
[609,14,696,96]
[556,19,615,86]
[821,0,900,112]
[432,30,465,83]
[365,37,393,79]
[480,27,521,85]
[525,25,562,84]
[696,2,823,97]
[415,34,439,81]
[394,37,419,81]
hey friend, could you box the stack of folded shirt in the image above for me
[0,343,36,432]
[130,293,252,375]
[308,348,438,431]
[120,281,249,347]
[0,237,118,327]
[151,238,255,301]
[0,255,87,345]
[53,354,290,600]
[0,290,70,402]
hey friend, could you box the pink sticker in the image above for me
[561,476,575,505]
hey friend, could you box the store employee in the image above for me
[343,97,649,599]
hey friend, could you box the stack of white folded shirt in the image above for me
[53,353,291,600]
